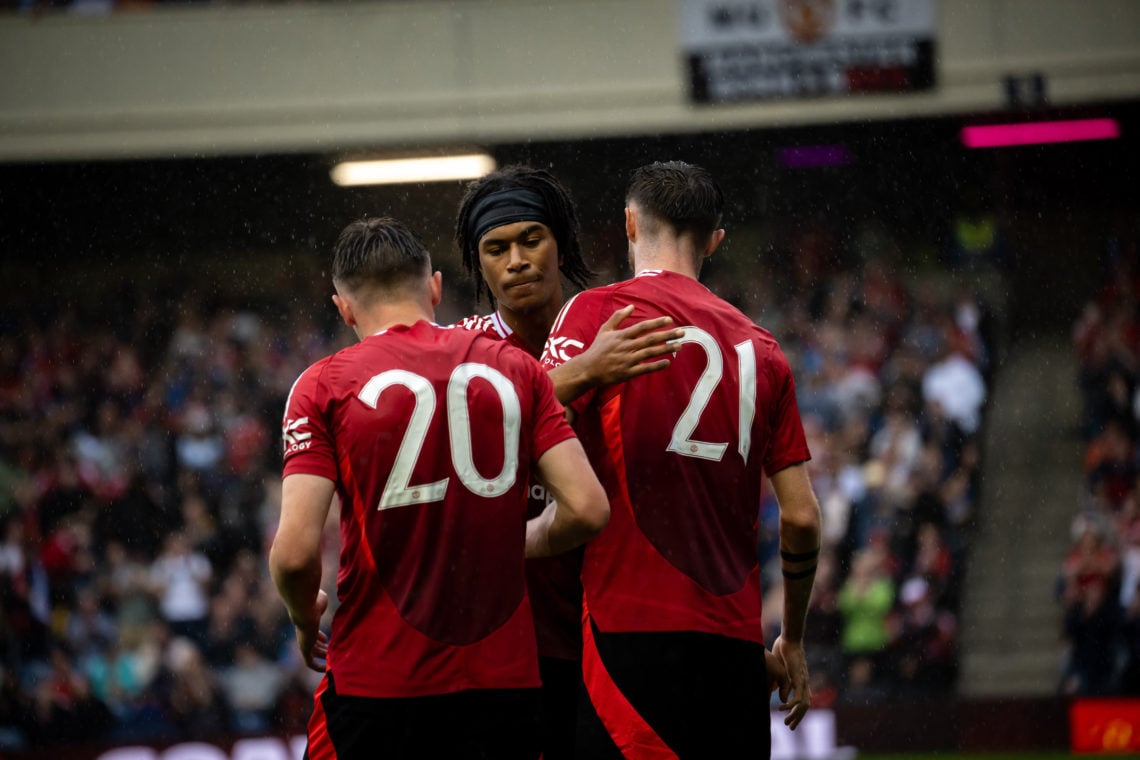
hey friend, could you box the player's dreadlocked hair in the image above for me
[455,165,593,305]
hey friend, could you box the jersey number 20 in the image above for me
[359,363,521,510]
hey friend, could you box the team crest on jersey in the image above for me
[282,417,312,453]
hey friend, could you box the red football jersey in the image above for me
[282,320,576,697]
[457,311,584,661]
[541,271,811,642]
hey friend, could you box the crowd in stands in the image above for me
[727,216,997,709]
[0,281,342,749]
[1062,241,1140,696]
[0,214,997,750]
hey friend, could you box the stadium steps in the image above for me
[958,335,1083,698]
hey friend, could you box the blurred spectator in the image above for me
[952,287,992,369]
[1120,579,1140,694]
[921,331,987,437]
[39,511,95,615]
[1085,420,1137,512]
[837,545,896,698]
[0,517,27,580]
[1061,578,1121,695]
[64,587,117,658]
[891,576,958,697]
[72,399,131,502]
[1061,524,1120,601]
[245,588,292,663]
[35,452,88,540]
[1118,495,1140,611]
[1073,293,1140,443]
[273,670,319,736]
[0,520,50,663]
[906,522,957,608]
[82,639,154,735]
[174,400,226,491]
[218,642,284,734]
[179,491,230,571]
[203,591,248,669]
[0,664,29,751]
[149,531,212,645]
[25,644,112,746]
[157,637,230,740]
[868,398,922,511]
[99,540,154,624]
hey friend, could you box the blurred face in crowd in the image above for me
[477,221,563,318]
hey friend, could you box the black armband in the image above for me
[782,565,817,580]
[780,547,820,563]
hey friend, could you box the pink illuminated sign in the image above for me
[961,118,1120,148]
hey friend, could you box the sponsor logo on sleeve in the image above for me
[282,417,312,453]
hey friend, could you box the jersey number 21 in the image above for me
[667,327,756,464]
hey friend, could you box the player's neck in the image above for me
[354,303,435,338]
[498,299,561,359]
[632,246,701,280]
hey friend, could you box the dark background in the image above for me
[4,100,1136,341]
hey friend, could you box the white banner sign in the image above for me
[679,0,938,102]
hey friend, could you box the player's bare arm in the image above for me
[526,438,609,558]
[547,305,685,405]
[269,473,336,672]
[768,461,822,730]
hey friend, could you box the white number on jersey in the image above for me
[358,363,521,510]
[666,327,757,463]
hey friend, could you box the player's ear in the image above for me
[625,207,637,242]
[332,293,356,327]
[704,228,726,259]
[429,270,443,309]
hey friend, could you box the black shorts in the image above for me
[306,671,541,760]
[577,619,771,759]
[539,655,580,760]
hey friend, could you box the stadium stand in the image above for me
[1060,241,1140,696]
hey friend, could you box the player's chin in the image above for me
[500,292,547,314]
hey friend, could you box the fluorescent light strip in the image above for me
[961,118,1120,149]
[331,154,497,186]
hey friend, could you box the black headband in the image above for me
[467,187,551,244]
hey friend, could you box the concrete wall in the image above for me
[1,0,1138,160]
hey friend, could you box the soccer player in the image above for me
[454,165,684,402]
[454,165,684,759]
[269,217,609,760]
[541,161,822,758]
